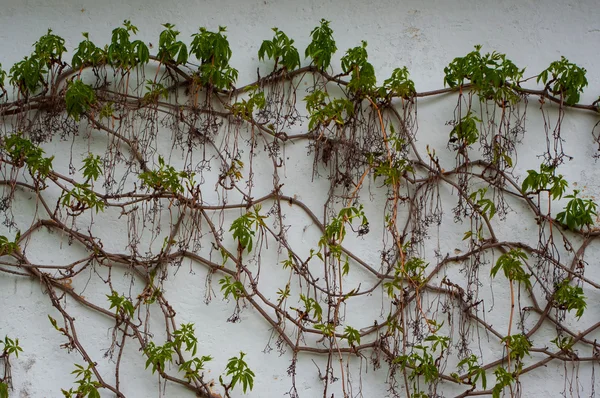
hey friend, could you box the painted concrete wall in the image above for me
[0,1,599,397]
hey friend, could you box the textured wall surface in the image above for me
[1,1,600,397]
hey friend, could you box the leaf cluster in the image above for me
[61,182,105,214]
[158,23,188,65]
[34,29,67,68]
[556,190,597,231]
[490,249,530,288]
[553,280,587,318]
[229,205,266,254]
[190,26,238,89]
[0,233,20,257]
[139,155,191,195]
[469,187,496,219]
[444,45,524,104]
[231,86,266,120]
[305,90,353,131]
[537,56,587,106]
[454,355,487,389]
[106,290,135,318]
[61,363,101,398]
[449,112,481,147]
[341,41,376,94]
[10,56,46,96]
[219,276,245,300]
[4,133,54,179]
[258,28,300,71]
[107,20,149,69]
[1,335,23,359]
[65,80,96,121]
[521,164,568,200]
[502,333,531,363]
[380,67,416,99]
[373,158,413,187]
[72,32,106,70]
[305,19,337,70]
[222,352,255,393]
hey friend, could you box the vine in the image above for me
[0,19,599,398]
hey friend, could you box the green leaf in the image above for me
[537,56,587,105]
[305,19,337,70]
[490,249,530,288]
[65,80,96,121]
[0,383,8,398]
[80,154,103,182]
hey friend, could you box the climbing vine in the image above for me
[0,19,599,398]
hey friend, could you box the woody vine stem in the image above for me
[0,19,599,398]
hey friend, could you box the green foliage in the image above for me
[374,158,413,187]
[469,188,496,219]
[521,164,568,200]
[305,19,337,70]
[455,355,487,389]
[230,213,255,253]
[61,363,101,398]
[384,257,429,295]
[80,153,103,183]
[537,56,587,106]
[394,345,439,385]
[143,80,169,103]
[258,28,300,71]
[229,205,267,253]
[231,86,266,119]
[381,66,416,99]
[551,335,575,353]
[33,29,67,67]
[145,341,174,374]
[146,324,211,381]
[222,352,255,393]
[106,290,135,318]
[107,20,149,69]
[340,41,376,94]
[502,333,531,363]
[314,322,336,337]
[425,333,450,353]
[299,294,323,322]
[444,45,524,103]
[490,249,530,288]
[139,156,192,194]
[4,133,54,179]
[0,64,6,91]
[322,205,368,244]
[61,183,105,214]
[553,280,587,318]
[342,326,361,346]
[65,80,96,121]
[72,32,106,69]
[449,112,481,147]
[492,366,515,398]
[219,276,245,300]
[276,283,291,304]
[305,90,353,131]
[556,190,597,231]
[1,336,23,358]
[157,23,188,65]
[173,323,201,357]
[0,232,20,256]
[179,355,212,382]
[190,26,238,90]
[10,56,45,95]
[0,382,7,398]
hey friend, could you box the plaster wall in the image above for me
[0,1,599,397]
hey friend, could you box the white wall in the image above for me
[1,1,600,397]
